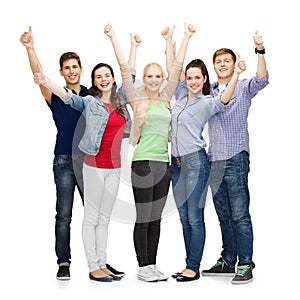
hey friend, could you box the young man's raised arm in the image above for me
[20,26,52,103]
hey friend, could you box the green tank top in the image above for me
[132,100,171,162]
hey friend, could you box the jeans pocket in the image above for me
[53,155,72,169]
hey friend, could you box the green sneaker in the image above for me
[231,263,253,284]
[201,258,235,277]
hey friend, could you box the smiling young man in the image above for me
[201,30,269,284]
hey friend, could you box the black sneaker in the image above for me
[231,263,253,284]
[56,265,70,280]
[106,263,125,277]
[201,258,235,277]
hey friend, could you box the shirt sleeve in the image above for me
[64,93,92,112]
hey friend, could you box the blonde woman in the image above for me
[105,23,195,282]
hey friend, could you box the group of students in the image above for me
[20,23,268,285]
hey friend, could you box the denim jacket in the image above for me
[62,89,130,155]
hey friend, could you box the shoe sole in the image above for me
[231,278,253,284]
[137,275,158,282]
[56,277,70,280]
[201,272,235,277]
[157,277,168,281]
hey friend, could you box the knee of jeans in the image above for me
[233,215,252,231]
[56,207,72,223]
[188,216,205,228]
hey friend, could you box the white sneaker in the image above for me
[137,266,159,282]
[150,265,169,281]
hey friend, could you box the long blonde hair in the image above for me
[133,63,166,128]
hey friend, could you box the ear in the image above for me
[204,75,207,83]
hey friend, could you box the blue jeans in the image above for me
[209,151,254,268]
[53,154,84,265]
[171,149,210,273]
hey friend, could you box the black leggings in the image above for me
[131,160,171,267]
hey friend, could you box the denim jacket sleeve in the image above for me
[61,88,92,112]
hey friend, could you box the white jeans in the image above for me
[82,163,121,272]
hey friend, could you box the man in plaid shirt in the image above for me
[201,31,269,284]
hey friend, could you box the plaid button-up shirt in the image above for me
[208,75,269,161]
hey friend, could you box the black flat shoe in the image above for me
[89,273,113,282]
[171,272,182,278]
[176,272,200,282]
[106,264,125,277]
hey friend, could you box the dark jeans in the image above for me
[53,154,84,265]
[209,151,254,268]
[131,160,170,267]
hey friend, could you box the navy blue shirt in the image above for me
[47,85,89,155]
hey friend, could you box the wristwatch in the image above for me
[255,47,265,54]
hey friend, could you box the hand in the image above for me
[104,23,114,38]
[130,33,142,47]
[33,64,48,86]
[20,26,34,48]
[253,30,264,50]
[161,25,175,40]
[235,54,246,74]
[184,23,196,37]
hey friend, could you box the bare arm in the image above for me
[168,23,195,82]
[104,23,127,67]
[253,30,267,78]
[104,23,137,107]
[20,26,52,103]
[161,25,175,77]
[33,65,68,100]
[128,32,142,70]
[220,55,246,104]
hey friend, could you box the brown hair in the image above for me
[88,63,124,114]
[212,48,237,64]
[59,52,82,70]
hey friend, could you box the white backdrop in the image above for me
[1,0,299,299]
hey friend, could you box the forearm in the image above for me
[109,34,127,66]
[220,72,240,104]
[26,46,42,74]
[175,33,190,65]
[43,79,68,100]
[256,54,267,78]
[128,45,137,69]
[165,37,174,76]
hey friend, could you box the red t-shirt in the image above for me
[84,103,126,168]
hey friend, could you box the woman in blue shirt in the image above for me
[169,58,245,282]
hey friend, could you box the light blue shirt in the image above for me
[171,81,224,157]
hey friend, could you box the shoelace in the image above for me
[236,265,251,277]
[213,260,224,268]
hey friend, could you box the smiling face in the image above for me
[213,53,235,83]
[185,67,207,96]
[93,66,115,93]
[60,58,82,86]
[143,64,164,95]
